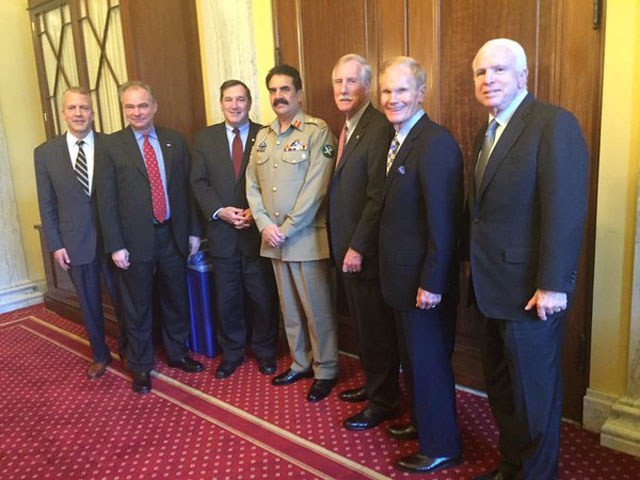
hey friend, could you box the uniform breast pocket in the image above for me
[281,151,310,180]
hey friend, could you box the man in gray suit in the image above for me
[246,64,338,402]
[34,87,125,379]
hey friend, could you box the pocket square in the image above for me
[397,165,406,175]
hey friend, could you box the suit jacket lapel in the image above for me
[213,123,236,184]
[123,127,149,180]
[56,135,86,197]
[91,132,103,196]
[157,127,174,184]
[383,114,427,198]
[476,94,534,201]
[237,121,259,184]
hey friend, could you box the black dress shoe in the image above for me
[387,422,418,440]
[271,368,313,386]
[339,386,367,403]
[215,360,242,379]
[343,405,397,430]
[132,371,152,394]
[167,356,204,373]
[396,452,462,474]
[258,358,277,375]
[306,378,337,402]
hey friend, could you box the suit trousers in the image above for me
[396,302,461,457]
[474,309,565,480]
[69,259,110,364]
[271,259,338,379]
[342,273,401,411]
[211,251,279,363]
[118,222,190,374]
[98,250,127,355]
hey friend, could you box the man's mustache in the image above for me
[273,98,289,106]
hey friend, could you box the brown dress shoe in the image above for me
[87,359,111,379]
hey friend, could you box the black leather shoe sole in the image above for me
[272,369,314,386]
[339,386,367,403]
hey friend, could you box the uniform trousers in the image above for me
[474,308,565,480]
[271,258,338,379]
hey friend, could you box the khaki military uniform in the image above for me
[246,109,338,379]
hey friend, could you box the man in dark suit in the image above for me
[97,81,204,394]
[378,57,463,474]
[34,87,125,379]
[327,54,402,430]
[191,80,279,379]
[468,39,588,480]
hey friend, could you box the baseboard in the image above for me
[0,281,43,313]
[601,396,640,457]
[583,388,619,432]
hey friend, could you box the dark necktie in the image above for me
[75,140,90,196]
[232,127,243,178]
[143,135,168,223]
[335,123,347,167]
[474,119,498,193]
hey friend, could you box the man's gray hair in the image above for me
[476,38,528,72]
[333,53,372,87]
[379,56,426,87]
[118,81,156,103]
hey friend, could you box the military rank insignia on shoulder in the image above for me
[322,144,335,158]
[305,116,328,129]
[256,141,267,153]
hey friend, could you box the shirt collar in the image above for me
[66,130,94,148]
[396,109,425,143]
[271,108,305,134]
[133,125,158,142]
[490,89,528,127]
[345,102,369,133]
[225,121,250,135]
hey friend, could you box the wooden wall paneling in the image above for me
[377,0,407,61]
[407,0,440,122]
[119,0,206,143]
[272,0,301,70]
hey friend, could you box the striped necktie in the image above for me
[75,140,90,196]
[386,133,400,175]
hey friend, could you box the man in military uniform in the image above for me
[246,64,338,402]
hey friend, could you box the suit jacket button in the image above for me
[274,163,278,168]
[275,212,280,217]
[272,187,277,192]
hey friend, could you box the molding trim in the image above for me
[601,396,640,457]
[0,282,43,314]
[583,388,619,432]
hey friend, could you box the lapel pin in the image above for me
[166,143,171,147]
[398,166,406,175]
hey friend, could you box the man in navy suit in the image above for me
[97,81,204,394]
[378,57,464,474]
[468,39,588,480]
[34,87,125,379]
[327,54,403,431]
[191,80,279,379]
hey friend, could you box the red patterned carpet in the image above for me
[1,304,638,480]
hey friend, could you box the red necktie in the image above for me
[335,123,347,167]
[143,135,168,223]
[232,128,243,178]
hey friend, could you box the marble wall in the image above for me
[0,110,42,312]
[199,0,261,124]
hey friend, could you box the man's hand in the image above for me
[241,208,255,228]
[342,248,363,273]
[261,224,286,248]
[416,288,442,310]
[53,248,71,271]
[524,289,567,321]
[112,248,130,270]
[218,206,247,228]
[189,236,201,256]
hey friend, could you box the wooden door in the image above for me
[272,0,605,421]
